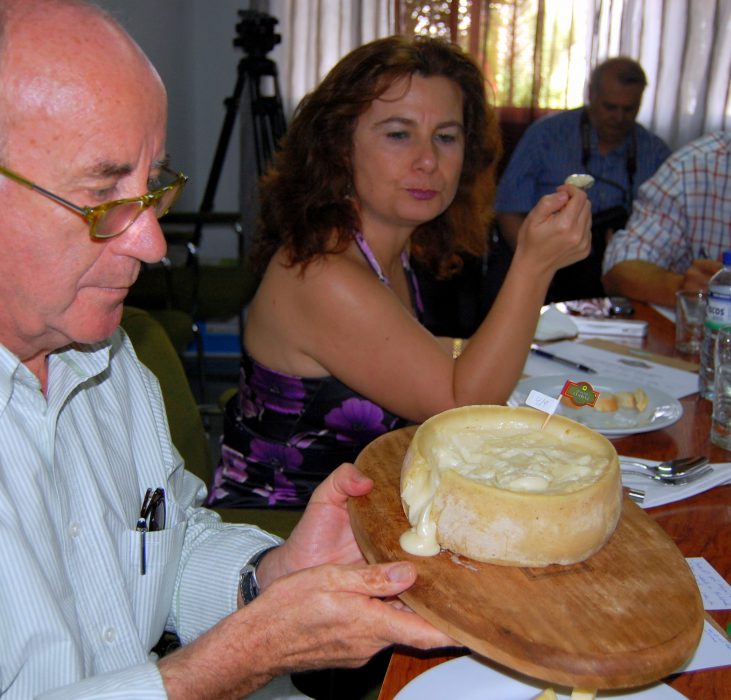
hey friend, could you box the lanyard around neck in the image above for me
[580,108,637,205]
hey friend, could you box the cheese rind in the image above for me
[570,690,597,700]
[400,406,622,566]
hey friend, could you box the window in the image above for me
[396,0,591,111]
[396,0,731,149]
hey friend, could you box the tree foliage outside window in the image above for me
[396,0,591,111]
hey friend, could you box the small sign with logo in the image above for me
[561,380,600,408]
[525,379,600,428]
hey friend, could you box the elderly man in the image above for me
[602,130,731,306]
[494,56,670,301]
[0,1,451,699]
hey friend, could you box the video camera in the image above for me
[234,10,281,57]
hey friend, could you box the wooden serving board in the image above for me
[348,426,704,690]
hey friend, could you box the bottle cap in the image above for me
[724,251,731,266]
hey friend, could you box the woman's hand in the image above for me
[514,185,592,276]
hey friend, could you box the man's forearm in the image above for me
[602,261,683,306]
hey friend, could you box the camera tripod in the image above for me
[151,11,286,400]
[192,10,287,252]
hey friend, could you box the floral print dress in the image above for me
[207,233,424,509]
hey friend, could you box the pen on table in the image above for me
[529,344,597,373]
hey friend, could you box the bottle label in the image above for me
[705,290,731,330]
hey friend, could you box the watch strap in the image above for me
[239,545,278,605]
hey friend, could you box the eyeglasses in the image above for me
[0,163,187,240]
[136,487,166,575]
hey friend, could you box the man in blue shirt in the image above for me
[494,57,670,301]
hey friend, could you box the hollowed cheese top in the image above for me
[400,405,622,566]
[419,430,609,494]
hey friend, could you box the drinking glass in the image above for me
[675,290,706,355]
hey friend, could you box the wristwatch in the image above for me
[239,546,278,605]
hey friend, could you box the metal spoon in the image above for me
[627,488,645,504]
[658,466,714,486]
[621,464,714,485]
[620,456,709,476]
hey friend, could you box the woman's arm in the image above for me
[252,187,590,423]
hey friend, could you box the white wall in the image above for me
[99,0,258,259]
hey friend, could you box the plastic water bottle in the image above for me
[698,251,731,399]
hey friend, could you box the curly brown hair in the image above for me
[251,34,501,279]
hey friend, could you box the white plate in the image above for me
[508,375,683,436]
[394,655,686,700]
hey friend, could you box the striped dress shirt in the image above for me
[603,131,731,274]
[0,330,280,698]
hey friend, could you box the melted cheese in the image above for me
[400,430,608,556]
[399,406,621,566]
[429,430,608,494]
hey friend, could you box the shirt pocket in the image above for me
[124,520,186,651]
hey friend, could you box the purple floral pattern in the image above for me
[248,438,304,472]
[246,362,306,415]
[324,398,387,442]
[207,237,423,509]
[252,470,299,506]
[207,353,412,509]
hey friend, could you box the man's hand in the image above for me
[681,258,722,294]
[159,464,457,700]
[604,258,722,306]
[161,558,456,700]
[257,463,372,586]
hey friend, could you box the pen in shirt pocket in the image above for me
[136,487,166,575]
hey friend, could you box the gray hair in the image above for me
[590,56,647,94]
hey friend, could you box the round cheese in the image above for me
[399,405,622,566]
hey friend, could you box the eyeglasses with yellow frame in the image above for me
[0,163,188,239]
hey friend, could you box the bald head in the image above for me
[0,0,170,367]
[0,0,165,143]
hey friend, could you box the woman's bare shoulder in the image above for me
[262,245,381,303]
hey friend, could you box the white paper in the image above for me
[525,390,560,415]
[676,619,731,673]
[572,317,648,337]
[672,558,731,673]
[522,341,698,398]
[620,459,731,508]
[687,558,731,610]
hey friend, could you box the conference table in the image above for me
[377,302,730,700]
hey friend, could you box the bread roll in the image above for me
[563,387,649,414]
[593,393,618,412]
[614,391,635,410]
[633,388,649,412]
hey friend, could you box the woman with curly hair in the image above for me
[208,35,591,509]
